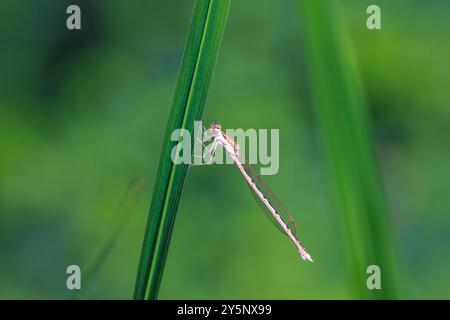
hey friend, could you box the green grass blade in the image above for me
[133,0,231,300]
[296,0,399,298]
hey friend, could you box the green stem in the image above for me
[133,0,231,300]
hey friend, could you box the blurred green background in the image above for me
[1,0,449,299]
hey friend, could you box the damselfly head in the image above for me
[207,122,222,138]
[210,122,222,130]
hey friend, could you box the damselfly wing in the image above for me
[242,163,297,236]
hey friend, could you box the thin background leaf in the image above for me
[73,175,147,299]
[296,0,400,298]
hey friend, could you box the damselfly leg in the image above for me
[191,127,220,166]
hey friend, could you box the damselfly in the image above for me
[196,123,313,262]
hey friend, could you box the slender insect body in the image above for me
[201,123,313,262]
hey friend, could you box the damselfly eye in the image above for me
[211,122,221,130]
